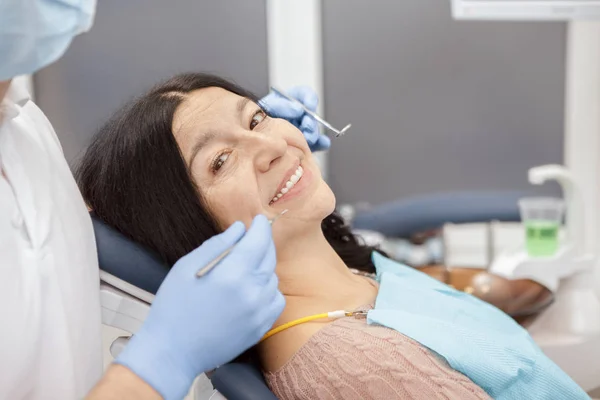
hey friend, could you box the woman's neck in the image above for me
[275,229,375,309]
[258,228,379,372]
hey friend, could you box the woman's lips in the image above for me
[272,160,301,199]
[269,165,312,206]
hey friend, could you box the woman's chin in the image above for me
[301,194,336,224]
[320,186,337,215]
[273,198,334,236]
[312,187,336,218]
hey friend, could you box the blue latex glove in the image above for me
[260,86,331,152]
[115,215,284,400]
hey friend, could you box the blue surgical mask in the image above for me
[0,0,97,80]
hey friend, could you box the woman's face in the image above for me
[172,87,335,239]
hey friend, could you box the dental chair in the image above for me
[95,190,528,400]
[93,214,278,400]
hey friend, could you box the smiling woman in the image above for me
[77,73,375,269]
[167,82,332,234]
[76,73,492,399]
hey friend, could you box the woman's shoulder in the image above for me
[264,316,491,400]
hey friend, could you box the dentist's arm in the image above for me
[87,365,161,400]
[87,216,284,400]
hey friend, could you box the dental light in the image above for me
[452,0,600,21]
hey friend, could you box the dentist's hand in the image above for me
[115,215,284,400]
[260,86,331,152]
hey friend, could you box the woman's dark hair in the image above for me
[76,72,378,274]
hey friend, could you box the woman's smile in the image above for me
[269,161,314,210]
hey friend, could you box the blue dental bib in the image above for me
[367,252,589,399]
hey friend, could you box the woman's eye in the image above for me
[211,152,230,173]
[250,110,266,130]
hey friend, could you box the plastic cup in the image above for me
[518,197,564,258]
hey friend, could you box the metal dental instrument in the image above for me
[196,209,289,278]
[270,87,351,137]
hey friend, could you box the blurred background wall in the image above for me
[35,0,565,205]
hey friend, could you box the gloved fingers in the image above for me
[286,86,319,112]
[266,278,286,320]
[176,221,245,272]
[300,113,332,152]
[300,114,319,139]
[311,135,331,151]
[254,274,285,336]
[290,117,302,128]
[254,235,277,281]
[259,96,303,120]
[228,214,273,270]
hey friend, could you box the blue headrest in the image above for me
[91,213,278,399]
[211,363,278,400]
[353,191,529,238]
[91,213,169,294]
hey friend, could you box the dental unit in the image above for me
[485,165,600,391]
[452,2,600,392]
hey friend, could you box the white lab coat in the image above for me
[0,80,103,399]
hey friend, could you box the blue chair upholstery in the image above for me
[211,363,278,400]
[91,213,278,400]
[91,213,168,294]
[353,191,529,238]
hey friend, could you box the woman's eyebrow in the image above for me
[237,97,251,116]
[188,130,218,168]
[188,97,251,168]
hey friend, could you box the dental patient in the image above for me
[77,73,588,400]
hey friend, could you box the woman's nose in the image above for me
[248,131,288,172]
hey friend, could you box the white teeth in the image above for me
[270,164,305,204]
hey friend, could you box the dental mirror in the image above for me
[270,87,351,137]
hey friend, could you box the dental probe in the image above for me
[196,209,289,278]
[270,87,351,137]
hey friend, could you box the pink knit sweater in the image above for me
[264,308,491,400]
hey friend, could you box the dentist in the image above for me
[0,1,330,400]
